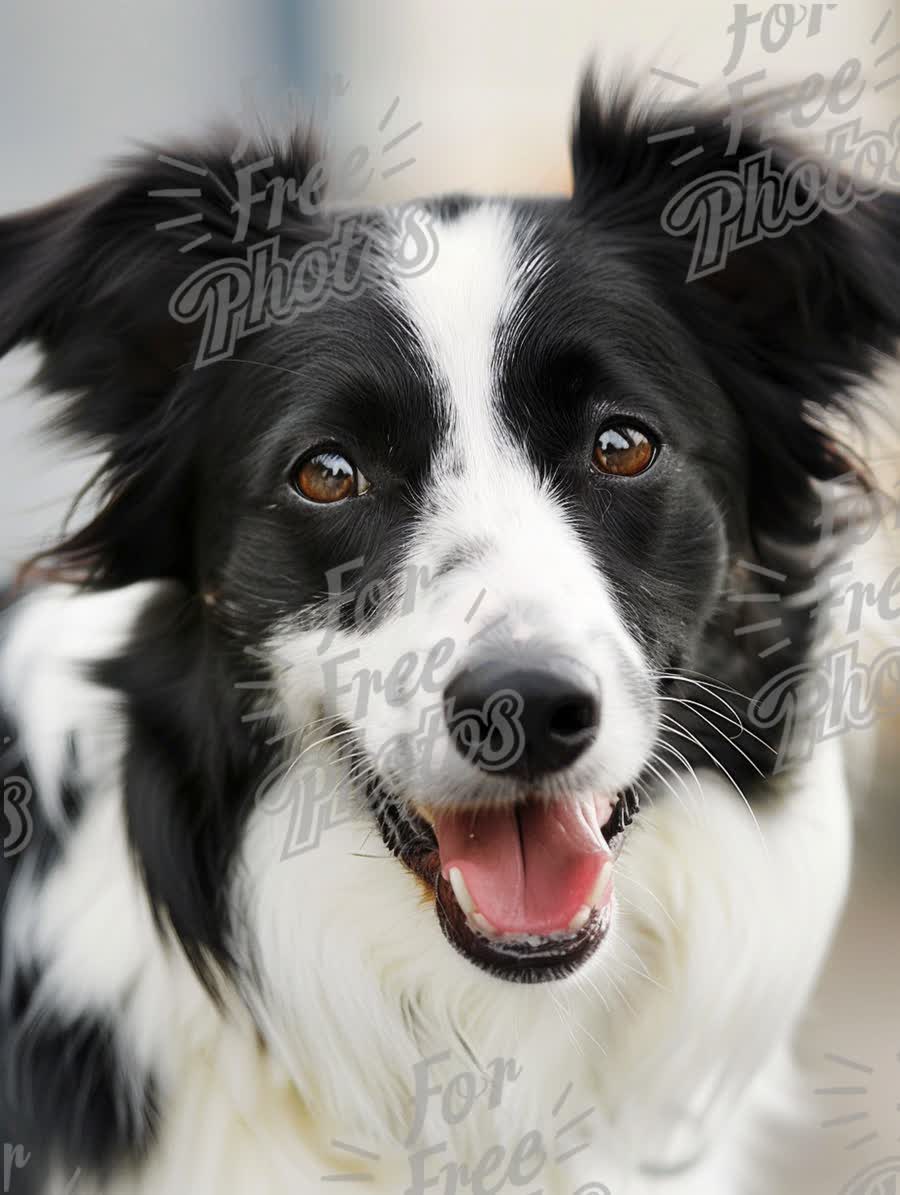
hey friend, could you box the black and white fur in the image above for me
[1,80,898,1194]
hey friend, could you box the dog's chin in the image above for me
[371,784,639,984]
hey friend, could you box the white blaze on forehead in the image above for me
[387,203,580,579]
[393,203,525,471]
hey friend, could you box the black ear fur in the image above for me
[0,129,323,403]
[571,75,899,553]
[0,129,322,585]
[571,76,900,371]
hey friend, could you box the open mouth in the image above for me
[373,786,639,983]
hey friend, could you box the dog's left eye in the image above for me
[593,425,656,477]
[292,451,370,503]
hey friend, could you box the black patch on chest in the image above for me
[0,964,160,1191]
[0,694,158,1191]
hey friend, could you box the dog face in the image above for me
[1,83,899,1012]
[253,196,742,981]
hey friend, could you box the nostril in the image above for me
[548,695,599,741]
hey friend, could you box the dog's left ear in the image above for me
[571,79,900,544]
[571,78,900,369]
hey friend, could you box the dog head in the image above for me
[1,83,898,1028]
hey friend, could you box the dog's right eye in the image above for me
[593,425,656,477]
[291,450,370,504]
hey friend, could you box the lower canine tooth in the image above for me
[590,861,614,907]
[567,905,591,933]
[448,867,475,916]
[471,913,499,938]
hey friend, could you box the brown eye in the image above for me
[293,451,369,503]
[593,426,656,477]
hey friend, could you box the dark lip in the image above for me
[371,783,640,984]
[434,874,611,983]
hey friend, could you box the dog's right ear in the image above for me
[0,131,324,585]
[0,130,323,439]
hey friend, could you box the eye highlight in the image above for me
[593,425,657,478]
[292,450,370,504]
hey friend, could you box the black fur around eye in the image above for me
[291,450,370,504]
[593,425,657,477]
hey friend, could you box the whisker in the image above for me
[658,710,764,780]
[659,696,776,757]
[654,671,757,707]
[612,865,679,932]
[640,756,694,817]
[610,937,669,993]
[648,742,706,807]
[658,721,770,862]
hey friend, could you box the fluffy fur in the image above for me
[0,79,898,1194]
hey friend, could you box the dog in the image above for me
[0,77,898,1195]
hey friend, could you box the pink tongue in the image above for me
[434,798,613,936]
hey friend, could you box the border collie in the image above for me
[1,78,898,1195]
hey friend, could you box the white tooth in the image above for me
[590,861,614,907]
[471,913,500,939]
[567,905,591,933]
[599,905,612,933]
[448,867,475,916]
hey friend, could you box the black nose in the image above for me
[443,658,600,778]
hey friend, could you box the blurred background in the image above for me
[0,2,897,1189]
